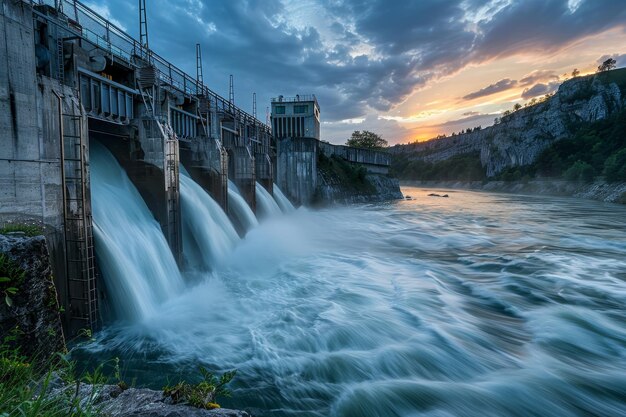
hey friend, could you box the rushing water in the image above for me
[77,187,626,416]
[180,168,240,269]
[273,183,296,213]
[89,141,184,321]
[228,179,259,233]
[256,182,283,218]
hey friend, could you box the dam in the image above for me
[0,0,394,337]
[0,0,277,336]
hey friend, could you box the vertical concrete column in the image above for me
[230,146,256,212]
[277,137,318,206]
[180,135,229,211]
[128,118,183,265]
[255,151,273,195]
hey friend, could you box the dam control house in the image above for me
[271,95,320,140]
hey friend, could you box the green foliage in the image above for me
[493,106,626,182]
[390,152,486,182]
[346,130,388,149]
[533,108,626,180]
[163,367,236,410]
[0,343,101,417]
[604,149,626,182]
[318,153,374,192]
[0,254,25,308]
[564,161,595,182]
[0,223,43,237]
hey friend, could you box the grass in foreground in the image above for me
[0,341,101,417]
[0,223,43,237]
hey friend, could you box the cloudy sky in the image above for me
[89,0,626,145]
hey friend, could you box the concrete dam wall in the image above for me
[277,137,398,205]
[0,0,276,336]
[0,0,398,337]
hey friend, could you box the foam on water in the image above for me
[76,188,626,416]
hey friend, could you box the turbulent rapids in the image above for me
[80,170,626,416]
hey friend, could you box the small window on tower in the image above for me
[294,105,308,114]
[275,106,286,114]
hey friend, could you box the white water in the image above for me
[90,141,184,321]
[255,182,282,218]
[272,183,295,213]
[77,188,626,416]
[228,179,258,232]
[180,168,240,270]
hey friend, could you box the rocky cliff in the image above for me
[391,70,626,177]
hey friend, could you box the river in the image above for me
[75,187,626,416]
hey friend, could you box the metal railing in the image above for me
[271,94,317,103]
[33,0,271,134]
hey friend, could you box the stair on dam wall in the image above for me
[59,103,98,335]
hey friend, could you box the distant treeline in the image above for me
[391,107,626,183]
[390,152,486,182]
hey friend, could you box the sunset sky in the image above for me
[92,0,626,145]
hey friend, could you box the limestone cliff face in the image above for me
[391,74,625,177]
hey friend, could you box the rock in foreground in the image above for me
[95,387,251,417]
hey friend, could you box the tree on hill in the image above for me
[346,130,388,149]
[597,58,616,73]
[571,68,580,77]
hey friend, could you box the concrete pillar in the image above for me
[277,137,318,206]
[255,151,273,195]
[127,117,183,265]
[228,146,256,212]
[179,137,228,210]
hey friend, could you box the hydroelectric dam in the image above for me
[0,0,395,338]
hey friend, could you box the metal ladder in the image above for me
[59,109,98,335]
[56,37,65,85]
[164,126,181,263]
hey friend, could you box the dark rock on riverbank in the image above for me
[97,388,250,417]
[46,379,251,417]
[0,234,65,362]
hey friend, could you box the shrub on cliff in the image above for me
[564,161,595,182]
[604,149,626,182]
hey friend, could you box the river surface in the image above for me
[75,187,626,416]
